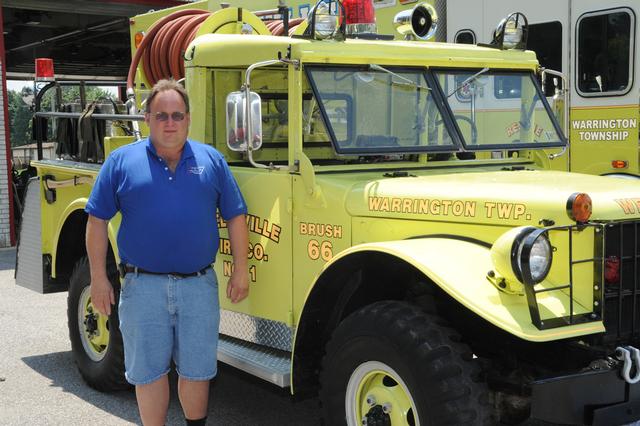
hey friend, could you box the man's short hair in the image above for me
[145,79,190,113]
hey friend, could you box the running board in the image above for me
[218,335,291,388]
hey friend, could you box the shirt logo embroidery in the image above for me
[188,166,205,175]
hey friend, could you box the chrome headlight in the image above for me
[491,12,529,50]
[513,228,552,284]
[491,226,553,285]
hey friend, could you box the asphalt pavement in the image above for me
[0,247,321,426]
[4,246,639,426]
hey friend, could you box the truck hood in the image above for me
[344,170,640,226]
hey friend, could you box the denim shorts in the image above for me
[118,267,220,385]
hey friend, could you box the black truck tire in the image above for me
[67,256,129,391]
[320,300,494,426]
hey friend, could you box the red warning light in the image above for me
[35,58,54,81]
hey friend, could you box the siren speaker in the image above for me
[393,3,438,41]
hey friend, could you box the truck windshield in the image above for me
[305,66,457,155]
[432,69,566,150]
[306,66,566,156]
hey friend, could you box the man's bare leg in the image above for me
[178,377,210,420]
[136,376,170,426]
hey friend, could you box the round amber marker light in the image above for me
[567,192,592,223]
[134,32,144,49]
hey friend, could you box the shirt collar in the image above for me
[145,137,195,161]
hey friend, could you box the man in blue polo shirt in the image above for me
[85,79,249,426]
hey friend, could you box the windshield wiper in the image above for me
[447,67,489,98]
[369,64,431,91]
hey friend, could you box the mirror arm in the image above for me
[541,68,569,165]
[244,59,287,170]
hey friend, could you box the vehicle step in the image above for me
[218,334,290,388]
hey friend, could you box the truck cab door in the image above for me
[216,166,294,350]
[213,79,294,350]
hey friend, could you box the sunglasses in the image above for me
[153,111,186,122]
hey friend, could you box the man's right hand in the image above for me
[90,275,115,316]
[86,215,113,316]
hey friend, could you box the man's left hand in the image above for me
[226,269,249,303]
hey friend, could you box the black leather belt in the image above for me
[118,263,210,279]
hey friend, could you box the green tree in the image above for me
[40,86,115,111]
[7,87,33,147]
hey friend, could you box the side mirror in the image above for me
[226,91,262,152]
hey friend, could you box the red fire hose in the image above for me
[127,10,304,92]
[127,9,209,90]
[266,17,305,36]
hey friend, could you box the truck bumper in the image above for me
[531,367,640,425]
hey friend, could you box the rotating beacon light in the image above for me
[342,0,377,36]
[35,58,55,82]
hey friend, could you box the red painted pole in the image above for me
[0,7,16,246]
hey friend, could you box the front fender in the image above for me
[51,199,120,277]
[309,237,604,342]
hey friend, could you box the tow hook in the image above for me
[362,404,391,426]
[84,311,98,337]
[616,346,640,384]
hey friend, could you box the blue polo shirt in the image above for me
[85,138,247,274]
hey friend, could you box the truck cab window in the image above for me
[494,21,562,99]
[434,69,565,149]
[306,66,457,155]
[260,94,290,144]
[259,90,334,140]
[528,21,563,96]
[577,8,634,96]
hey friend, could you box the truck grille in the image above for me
[602,221,640,344]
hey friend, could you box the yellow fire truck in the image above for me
[445,0,639,178]
[14,0,640,424]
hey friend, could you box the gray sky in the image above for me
[7,80,31,92]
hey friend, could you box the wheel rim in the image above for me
[77,286,109,361]
[346,360,419,426]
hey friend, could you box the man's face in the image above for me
[144,89,191,151]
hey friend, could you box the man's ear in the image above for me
[144,112,150,126]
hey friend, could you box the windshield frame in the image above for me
[430,67,568,151]
[304,64,464,155]
[304,64,567,155]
